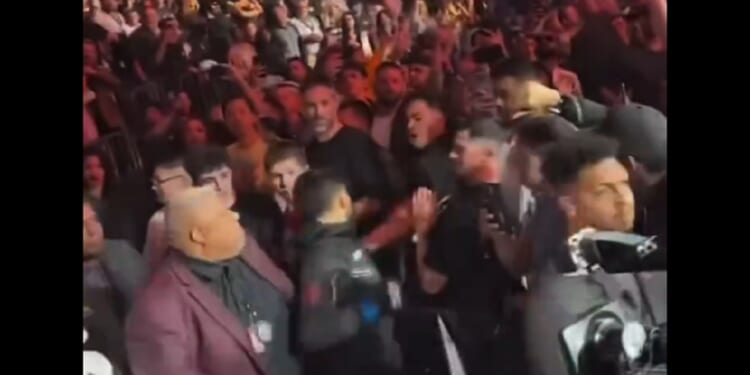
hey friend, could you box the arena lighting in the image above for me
[559,229,667,375]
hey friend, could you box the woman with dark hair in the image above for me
[84,148,115,202]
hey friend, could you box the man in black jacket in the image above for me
[293,170,401,375]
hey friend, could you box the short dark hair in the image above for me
[490,58,544,82]
[375,61,404,78]
[293,169,347,221]
[339,99,373,123]
[340,61,367,78]
[302,78,336,95]
[264,141,307,172]
[404,93,442,110]
[183,145,230,183]
[541,133,620,191]
[223,95,257,115]
[147,144,184,177]
[514,116,578,151]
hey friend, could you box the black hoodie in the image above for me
[295,221,401,375]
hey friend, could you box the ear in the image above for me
[189,228,206,246]
[624,155,638,173]
[557,194,577,220]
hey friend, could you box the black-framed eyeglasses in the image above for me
[151,175,187,191]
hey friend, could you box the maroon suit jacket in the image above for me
[126,236,295,375]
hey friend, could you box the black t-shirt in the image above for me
[423,183,522,317]
[306,127,390,202]
[404,144,457,200]
[234,192,287,269]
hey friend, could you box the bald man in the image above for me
[127,187,298,375]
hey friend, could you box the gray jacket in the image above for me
[524,268,666,375]
[98,239,148,313]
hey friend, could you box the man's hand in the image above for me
[478,208,521,276]
[510,81,562,119]
[412,188,439,236]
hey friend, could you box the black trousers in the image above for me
[396,307,528,375]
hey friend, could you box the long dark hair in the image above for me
[83,146,115,199]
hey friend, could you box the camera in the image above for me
[560,301,667,375]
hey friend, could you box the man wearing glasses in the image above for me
[143,151,194,273]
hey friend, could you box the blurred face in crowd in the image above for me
[228,44,257,82]
[182,118,208,146]
[322,51,344,82]
[408,63,431,92]
[375,66,407,106]
[83,201,105,259]
[152,164,192,203]
[145,106,166,127]
[296,0,310,12]
[564,158,635,232]
[84,155,106,189]
[174,92,192,116]
[276,85,304,114]
[83,41,98,67]
[269,157,308,200]
[515,36,538,61]
[225,98,261,143]
[126,10,140,26]
[144,7,159,28]
[197,166,236,208]
[451,137,488,180]
[406,99,445,149]
[339,105,370,132]
[304,85,341,137]
[340,68,368,98]
[274,2,289,25]
[288,59,308,83]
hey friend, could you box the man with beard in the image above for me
[293,170,402,375]
[362,94,455,252]
[524,133,658,375]
[371,62,408,150]
[303,80,390,228]
[410,126,528,375]
[126,187,298,375]
[84,196,147,375]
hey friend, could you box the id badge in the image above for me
[248,327,266,353]
[255,320,273,343]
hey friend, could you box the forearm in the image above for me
[363,202,412,251]
[649,0,667,47]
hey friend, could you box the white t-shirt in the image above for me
[290,15,323,56]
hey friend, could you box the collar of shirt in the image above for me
[182,254,242,282]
